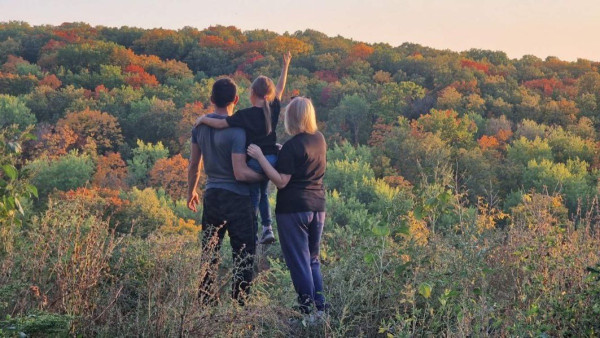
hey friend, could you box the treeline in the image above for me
[1,21,600,336]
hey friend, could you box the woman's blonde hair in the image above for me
[250,76,276,135]
[284,97,318,135]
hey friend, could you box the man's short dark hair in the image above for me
[211,77,237,108]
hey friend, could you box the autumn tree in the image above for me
[93,152,128,189]
[148,154,193,199]
[57,108,124,153]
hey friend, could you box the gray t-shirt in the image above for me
[191,113,249,196]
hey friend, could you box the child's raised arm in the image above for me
[275,51,291,101]
[194,115,229,129]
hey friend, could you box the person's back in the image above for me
[192,113,249,196]
[187,77,264,305]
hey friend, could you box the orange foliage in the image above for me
[41,39,66,52]
[1,55,28,73]
[523,78,564,96]
[39,74,62,89]
[478,135,500,150]
[177,102,212,146]
[369,119,394,148]
[349,43,374,60]
[496,129,513,143]
[450,79,479,94]
[266,36,312,55]
[93,152,128,190]
[199,35,236,49]
[124,64,159,88]
[29,124,78,159]
[383,175,413,190]
[57,108,124,152]
[58,187,128,216]
[148,154,197,200]
[461,59,490,74]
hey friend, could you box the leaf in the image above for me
[26,184,38,198]
[14,198,24,215]
[372,224,390,237]
[7,141,22,154]
[2,165,18,180]
[364,252,376,265]
[397,222,410,235]
[418,282,432,299]
[413,206,424,220]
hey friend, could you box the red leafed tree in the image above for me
[523,78,564,96]
[478,135,500,150]
[57,108,124,153]
[460,59,490,74]
[148,154,198,200]
[349,43,374,60]
[39,74,62,89]
[93,152,129,189]
[28,123,78,159]
[124,64,159,88]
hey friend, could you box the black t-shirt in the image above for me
[275,132,327,213]
[226,98,281,155]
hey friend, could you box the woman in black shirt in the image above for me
[247,97,327,317]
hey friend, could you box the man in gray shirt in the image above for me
[187,77,263,305]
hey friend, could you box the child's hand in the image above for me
[283,51,292,66]
[247,144,265,160]
[193,116,204,128]
[276,143,283,150]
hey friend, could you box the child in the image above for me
[195,51,291,244]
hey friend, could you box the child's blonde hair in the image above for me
[284,97,318,135]
[250,76,276,135]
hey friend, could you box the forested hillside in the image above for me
[1,22,599,336]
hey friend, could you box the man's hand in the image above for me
[193,116,204,128]
[187,191,200,212]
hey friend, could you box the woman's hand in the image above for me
[247,144,265,160]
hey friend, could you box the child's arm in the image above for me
[194,115,229,129]
[275,51,291,101]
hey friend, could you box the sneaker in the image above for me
[307,310,328,324]
[259,228,275,244]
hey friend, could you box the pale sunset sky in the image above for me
[1,0,598,61]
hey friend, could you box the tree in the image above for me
[27,151,95,200]
[0,94,36,130]
[57,108,124,153]
[92,152,128,189]
[127,140,169,186]
[374,81,425,122]
[328,94,372,145]
[414,109,478,149]
[148,154,192,200]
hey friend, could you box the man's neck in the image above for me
[213,106,233,116]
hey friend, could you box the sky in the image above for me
[1,0,598,61]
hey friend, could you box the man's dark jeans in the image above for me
[200,188,256,303]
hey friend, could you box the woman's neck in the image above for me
[253,98,265,108]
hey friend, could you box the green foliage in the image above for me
[27,151,94,201]
[374,81,425,122]
[127,139,169,186]
[0,94,36,130]
[116,187,177,237]
[328,94,372,145]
